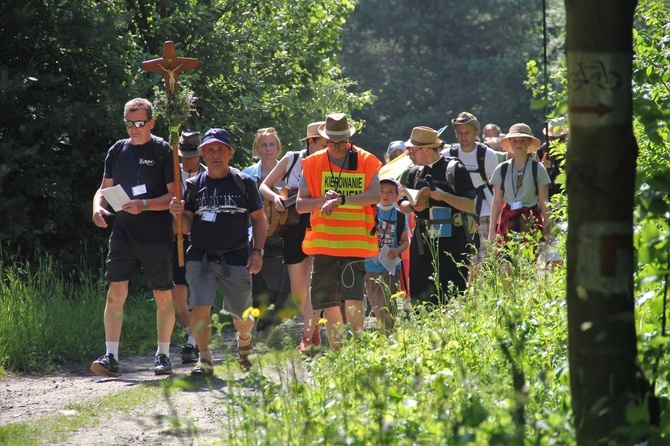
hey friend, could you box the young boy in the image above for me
[364,178,410,332]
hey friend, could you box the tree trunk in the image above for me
[565,1,656,443]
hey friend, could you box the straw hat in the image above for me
[499,123,541,154]
[404,126,442,148]
[300,121,326,141]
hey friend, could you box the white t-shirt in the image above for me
[442,145,499,217]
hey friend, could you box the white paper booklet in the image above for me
[379,244,401,275]
[101,185,131,212]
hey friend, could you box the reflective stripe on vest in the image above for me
[302,147,380,257]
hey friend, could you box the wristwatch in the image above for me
[142,199,149,211]
[252,247,264,256]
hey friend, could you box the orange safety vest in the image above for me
[302,146,381,257]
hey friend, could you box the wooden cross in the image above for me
[142,41,198,95]
[142,41,198,267]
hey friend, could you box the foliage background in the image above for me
[0,0,569,268]
[339,0,567,153]
[0,0,369,268]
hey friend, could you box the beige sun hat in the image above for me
[318,113,356,142]
[404,126,443,148]
[300,121,326,141]
[499,123,541,154]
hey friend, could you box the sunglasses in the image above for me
[124,119,151,128]
[326,139,348,149]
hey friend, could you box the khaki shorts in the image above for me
[186,254,252,318]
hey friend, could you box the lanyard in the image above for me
[327,149,350,194]
[377,207,397,247]
[511,159,528,200]
[128,144,149,186]
[204,175,228,207]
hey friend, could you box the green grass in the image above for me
[0,253,168,372]
[3,233,665,443]
[0,383,162,446]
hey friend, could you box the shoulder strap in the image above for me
[475,143,488,183]
[449,145,458,157]
[282,151,300,182]
[395,208,405,244]
[445,157,459,193]
[531,158,539,197]
[109,139,129,174]
[229,167,248,198]
[184,175,198,200]
[500,159,511,193]
[150,135,166,169]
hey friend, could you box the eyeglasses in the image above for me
[516,171,524,189]
[124,119,151,128]
[326,140,348,149]
[408,146,426,155]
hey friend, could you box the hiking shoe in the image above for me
[181,343,199,364]
[91,353,120,377]
[153,354,173,375]
[238,344,253,371]
[190,358,214,377]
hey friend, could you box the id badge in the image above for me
[201,211,217,222]
[511,200,522,210]
[132,184,147,196]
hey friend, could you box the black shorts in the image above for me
[105,237,174,291]
[172,236,189,286]
[282,214,309,265]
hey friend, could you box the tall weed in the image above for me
[224,241,574,445]
[0,250,157,372]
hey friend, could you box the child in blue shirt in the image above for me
[365,178,410,332]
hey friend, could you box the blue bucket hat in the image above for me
[387,140,405,154]
[198,128,235,155]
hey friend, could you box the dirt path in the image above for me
[1,322,310,445]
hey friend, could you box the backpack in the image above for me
[282,150,305,183]
[184,167,251,225]
[499,158,539,197]
[449,142,493,217]
[108,135,167,174]
[408,156,479,239]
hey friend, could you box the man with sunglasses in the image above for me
[296,113,382,350]
[91,98,176,377]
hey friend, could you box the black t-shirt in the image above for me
[401,156,477,236]
[184,170,263,266]
[103,137,174,244]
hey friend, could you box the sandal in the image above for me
[190,358,214,377]
[238,343,254,370]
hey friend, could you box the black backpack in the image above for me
[499,158,539,197]
[107,135,167,175]
[184,167,251,224]
[449,142,492,217]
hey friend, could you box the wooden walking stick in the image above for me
[142,41,198,267]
